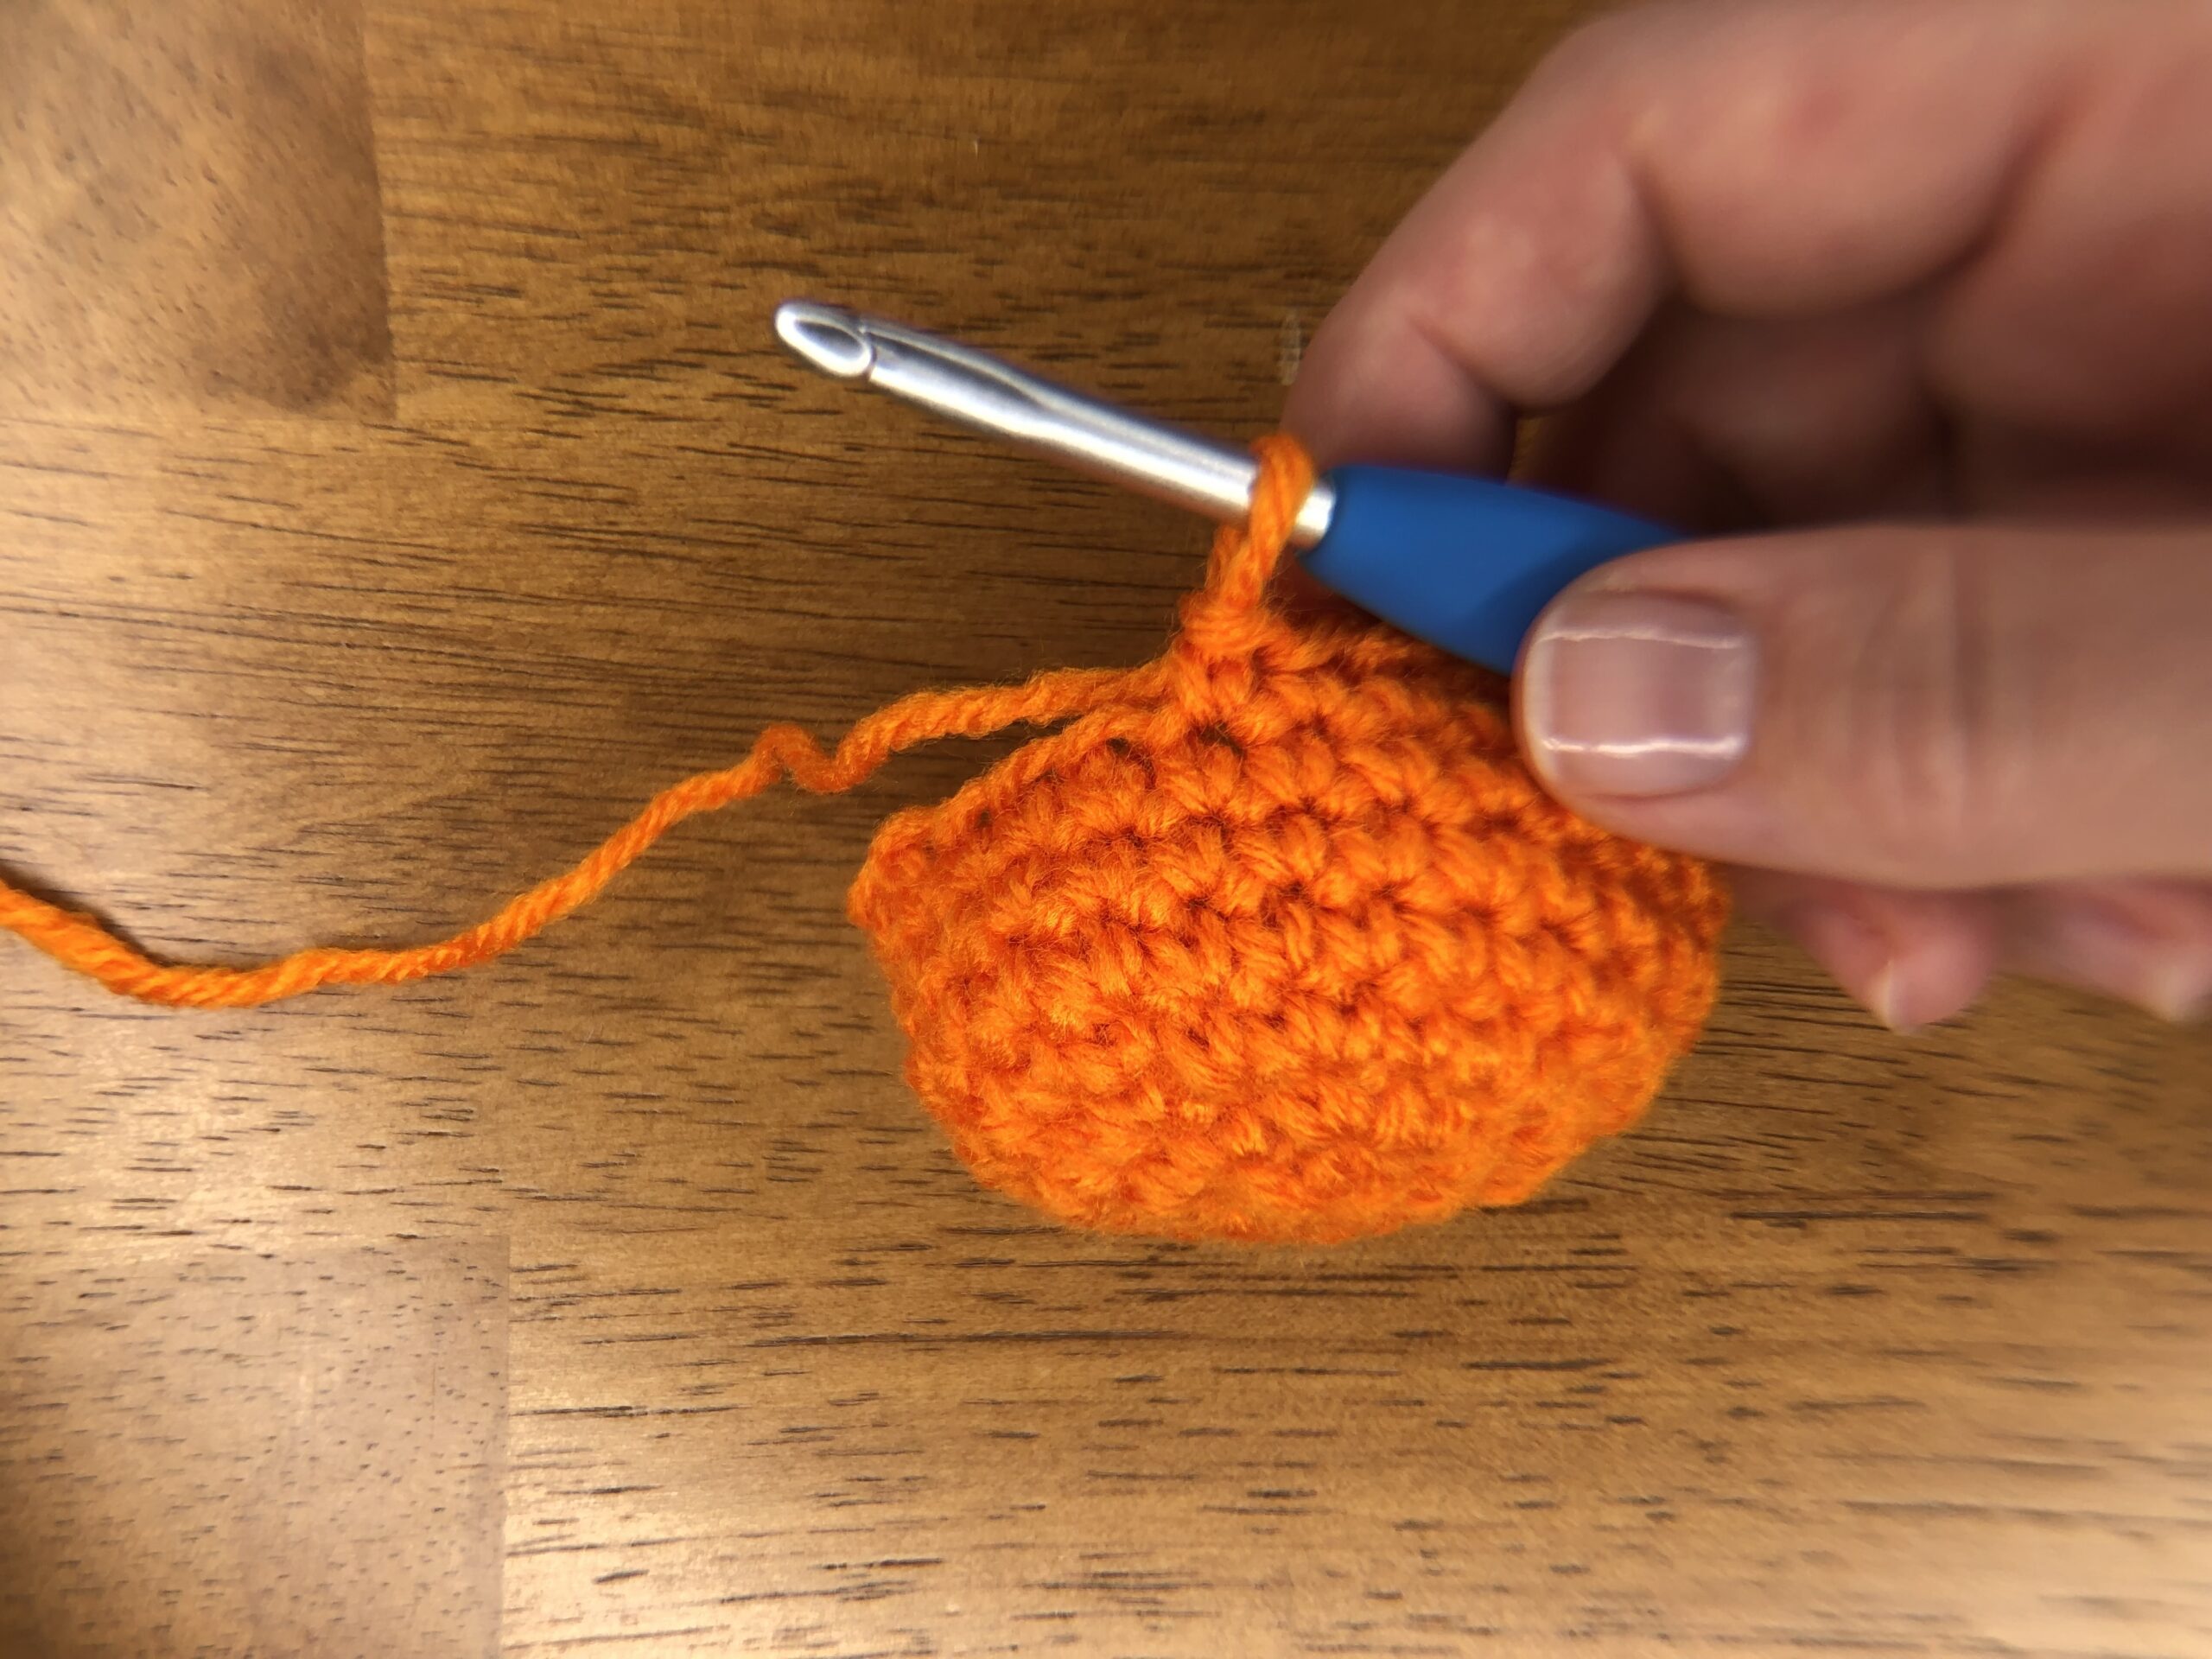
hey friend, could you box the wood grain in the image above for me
[2,2,2209,1656]
[0,0,391,417]
[0,1242,506,1658]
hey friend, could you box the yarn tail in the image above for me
[0,663,1148,1010]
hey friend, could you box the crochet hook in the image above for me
[774,299,1681,674]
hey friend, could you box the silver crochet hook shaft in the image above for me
[774,299,1337,546]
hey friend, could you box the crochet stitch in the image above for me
[0,435,1726,1243]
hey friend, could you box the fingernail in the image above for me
[1863,962,1916,1034]
[2010,898,2212,1024]
[2151,975,2208,1025]
[1785,902,1922,1033]
[1522,592,1757,798]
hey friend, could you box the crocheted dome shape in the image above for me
[0,435,1725,1245]
[849,439,1726,1243]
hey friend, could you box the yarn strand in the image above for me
[0,431,1732,1243]
[0,436,1316,1011]
[0,661,1156,1010]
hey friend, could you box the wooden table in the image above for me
[3,3,2208,1655]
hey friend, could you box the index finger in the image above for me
[1283,0,2086,472]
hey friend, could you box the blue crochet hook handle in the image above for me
[1300,465,1680,672]
[776,300,1683,674]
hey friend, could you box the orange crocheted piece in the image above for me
[0,435,1726,1243]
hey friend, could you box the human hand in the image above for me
[1285,0,2212,1030]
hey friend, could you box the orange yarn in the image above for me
[0,435,1726,1243]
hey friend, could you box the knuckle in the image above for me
[1539,0,1697,79]
[1833,539,2025,884]
[1537,8,1652,83]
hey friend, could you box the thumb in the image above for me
[1514,524,2212,888]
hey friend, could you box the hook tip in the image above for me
[775,300,874,380]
